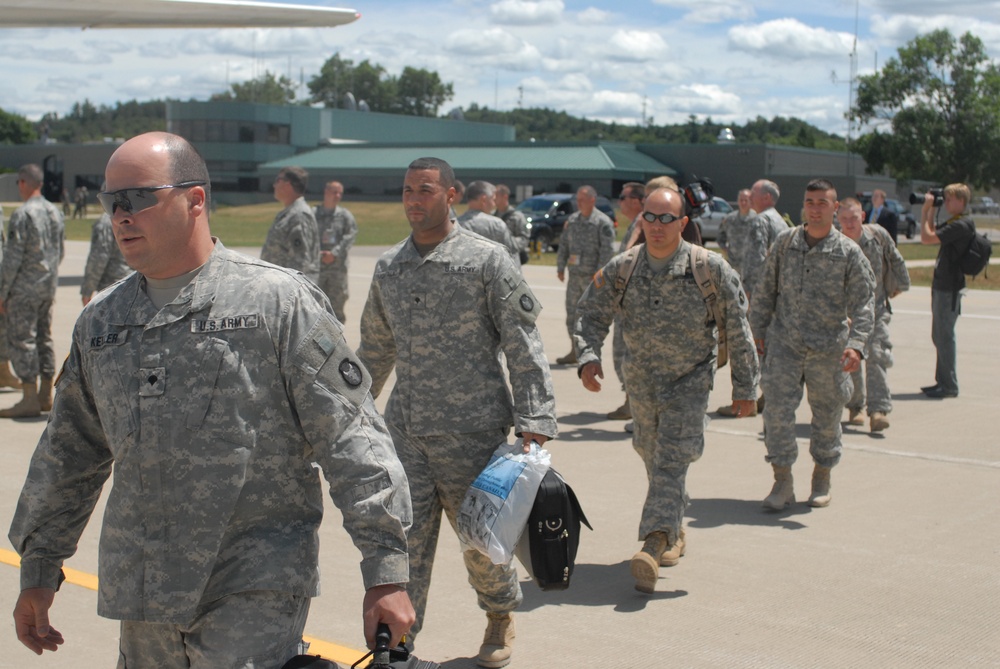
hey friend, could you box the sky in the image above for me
[2,0,1000,137]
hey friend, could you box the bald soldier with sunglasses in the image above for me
[9,132,415,666]
[573,187,759,593]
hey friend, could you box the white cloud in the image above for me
[653,0,755,23]
[577,7,612,24]
[608,30,669,61]
[489,0,564,25]
[729,18,857,60]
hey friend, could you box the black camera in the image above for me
[680,176,714,216]
[909,188,943,207]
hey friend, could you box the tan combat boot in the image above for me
[808,465,832,507]
[846,407,864,425]
[477,612,514,669]
[762,465,795,510]
[870,412,889,432]
[659,528,686,567]
[0,381,42,419]
[0,359,19,389]
[717,402,757,417]
[607,395,631,420]
[555,349,577,365]
[38,376,54,412]
[631,531,668,593]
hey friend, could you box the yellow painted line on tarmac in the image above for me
[0,548,367,666]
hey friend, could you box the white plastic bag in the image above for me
[457,439,551,565]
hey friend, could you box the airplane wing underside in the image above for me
[1,0,360,29]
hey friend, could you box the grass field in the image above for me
[14,200,1000,290]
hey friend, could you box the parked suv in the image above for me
[518,193,617,252]
[857,193,918,239]
[691,197,733,241]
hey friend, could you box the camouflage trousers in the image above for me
[628,366,712,545]
[848,313,894,415]
[5,293,55,381]
[388,424,523,642]
[761,341,852,469]
[611,315,626,389]
[318,266,349,324]
[0,310,7,360]
[117,590,310,669]
[564,272,592,349]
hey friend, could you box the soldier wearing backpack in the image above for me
[919,183,977,399]
[573,187,759,593]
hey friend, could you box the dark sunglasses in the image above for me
[641,211,683,225]
[97,181,206,215]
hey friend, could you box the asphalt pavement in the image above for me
[1,241,998,668]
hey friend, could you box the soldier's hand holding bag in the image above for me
[457,440,551,564]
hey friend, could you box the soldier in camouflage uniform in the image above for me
[314,180,358,323]
[81,210,131,305]
[0,202,16,389]
[751,179,875,511]
[839,198,910,432]
[358,157,557,669]
[457,180,520,264]
[8,133,415,665]
[575,187,759,593]
[0,164,65,418]
[716,188,756,277]
[494,184,530,264]
[555,185,616,365]
[261,166,321,283]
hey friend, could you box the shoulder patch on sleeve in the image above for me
[294,313,371,406]
[593,268,606,289]
[502,276,542,324]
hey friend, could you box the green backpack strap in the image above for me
[690,245,727,368]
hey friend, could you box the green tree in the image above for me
[394,67,453,117]
[308,53,354,107]
[212,71,299,105]
[0,107,37,144]
[850,29,1000,189]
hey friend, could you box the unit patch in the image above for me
[520,294,534,312]
[339,359,363,387]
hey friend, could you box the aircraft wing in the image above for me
[1,0,360,29]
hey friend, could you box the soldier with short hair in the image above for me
[555,185,615,365]
[716,188,756,276]
[752,179,875,510]
[314,180,358,322]
[839,197,910,431]
[574,187,758,592]
[358,157,557,669]
[0,164,65,417]
[262,165,321,283]
[458,180,520,263]
[9,132,415,664]
[494,183,530,264]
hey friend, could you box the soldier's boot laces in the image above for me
[762,465,795,510]
[39,376,54,412]
[659,528,686,567]
[808,465,833,508]
[631,531,668,593]
[0,360,19,389]
[0,382,42,419]
[477,612,514,669]
[607,395,632,420]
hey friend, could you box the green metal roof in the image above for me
[259,142,675,179]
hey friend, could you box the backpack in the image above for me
[515,468,592,591]
[614,243,728,368]
[960,231,992,278]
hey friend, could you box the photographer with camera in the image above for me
[918,184,976,398]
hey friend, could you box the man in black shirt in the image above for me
[919,183,976,398]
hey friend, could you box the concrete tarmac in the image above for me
[1,240,998,668]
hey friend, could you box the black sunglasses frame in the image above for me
[98,180,207,215]
[641,211,684,225]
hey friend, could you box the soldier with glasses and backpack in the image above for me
[572,187,759,593]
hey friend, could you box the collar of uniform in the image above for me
[797,225,840,253]
[402,223,463,264]
[639,239,690,276]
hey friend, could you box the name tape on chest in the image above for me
[89,330,129,349]
[445,265,479,274]
[190,314,260,334]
